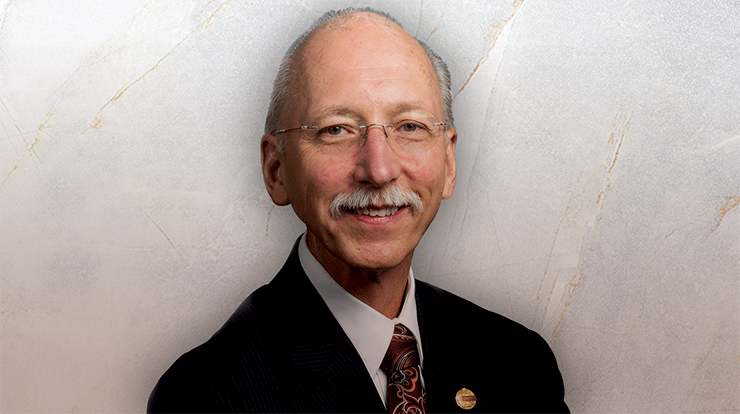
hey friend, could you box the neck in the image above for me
[306,232,412,319]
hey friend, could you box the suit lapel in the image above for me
[416,281,508,412]
[270,242,386,412]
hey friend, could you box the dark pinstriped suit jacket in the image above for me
[148,240,569,413]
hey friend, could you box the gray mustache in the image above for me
[329,185,423,218]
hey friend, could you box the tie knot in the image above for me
[381,324,421,376]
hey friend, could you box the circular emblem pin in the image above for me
[455,388,477,410]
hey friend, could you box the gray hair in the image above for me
[264,7,454,150]
[329,184,423,218]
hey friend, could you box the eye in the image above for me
[326,125,347,135]
[402,123,418,132]
[397,121,427,133]
[315,124,357,144]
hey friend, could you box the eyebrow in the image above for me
[390,102,435,117]
[306,101,435,125]
[306,105,360,125]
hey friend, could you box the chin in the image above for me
[340,244,413,271]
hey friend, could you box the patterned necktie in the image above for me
[381,324,427,414]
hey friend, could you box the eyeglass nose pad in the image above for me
[361,124,389,138]
[360,124,390,146]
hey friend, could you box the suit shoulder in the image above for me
[415,279,558,366]
[415,280,569,413]
[149,246,330,413]
[415,279,531,335]
[148,283,286,412]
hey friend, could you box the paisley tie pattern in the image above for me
[381,324,427,414]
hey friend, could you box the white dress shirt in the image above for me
[298,233,424,406]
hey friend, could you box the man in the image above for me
[149,7,569,413]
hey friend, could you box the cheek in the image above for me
[315,165,337,187]
[406,154,448,192]
[300,155,353,200]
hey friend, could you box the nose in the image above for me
[353,124,400,187]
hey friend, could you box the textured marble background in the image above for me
[1,0,738,412]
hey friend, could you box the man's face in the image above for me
[263,14,456,273]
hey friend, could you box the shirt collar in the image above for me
[298,233,423,378]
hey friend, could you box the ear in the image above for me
[442,128,457,200]
[261,134,290,206]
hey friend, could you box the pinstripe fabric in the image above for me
[148,239,383,413]
[149,238,569,413]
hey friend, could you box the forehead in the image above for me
[293,14,442,120]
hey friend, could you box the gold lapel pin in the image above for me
[455,388,477,410]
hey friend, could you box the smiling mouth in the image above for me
[347,206,401,217]
[330,185,423,218]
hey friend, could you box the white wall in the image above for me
[1,0,737,412]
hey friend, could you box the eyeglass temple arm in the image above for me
[273,125,319,134]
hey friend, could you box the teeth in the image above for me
[353,207,400,217]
